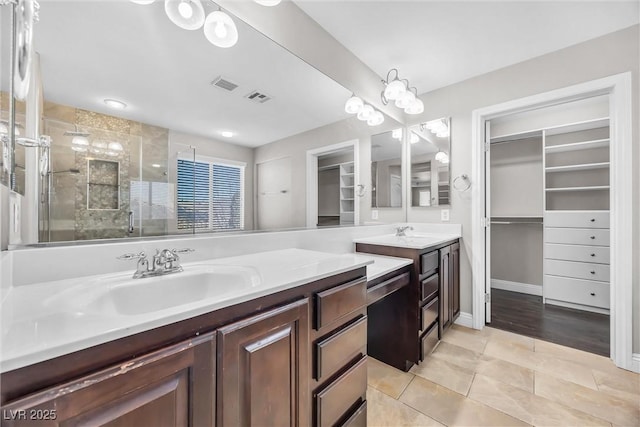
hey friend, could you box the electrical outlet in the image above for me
[371,209,379,220]
[441,209,450,222]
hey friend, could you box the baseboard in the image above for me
[491,279,542,296]
[454,312,473,328]
[631,353,640,373]
[545,298,610,315]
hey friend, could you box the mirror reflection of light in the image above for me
[410,133,419,144]
[392,128,403,140]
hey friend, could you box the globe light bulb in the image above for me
[178,0,193,18]
[215,21,227,38]
[395,91,415,109]
[383,79,406,101]
[357,104,374,121]
[344,95,363,114]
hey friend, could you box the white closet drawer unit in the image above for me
[544,244,610,264]
[544,259,610,282]
[544,228,609,246]
[544,275,609,309]
[544,211,609,229]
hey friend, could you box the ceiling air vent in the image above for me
[211,76,238,92]
[245,90,272,104]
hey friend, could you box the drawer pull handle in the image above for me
[590,271,596,275]
[590,236,596,240]
[590,292,596,296]
[591,253,596,257]
[590,218,595,222]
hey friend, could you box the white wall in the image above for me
[167,130,255,231]
[407,25,639,351]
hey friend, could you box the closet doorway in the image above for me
[306,140,359,228]
[471,73,634,370]
[487,96,610,356]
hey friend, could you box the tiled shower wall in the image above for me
[43,100,169,241]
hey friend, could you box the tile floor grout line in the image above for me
[396,374,416,400]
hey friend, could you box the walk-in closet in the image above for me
[487,95,610,356]
[317,149,355,226]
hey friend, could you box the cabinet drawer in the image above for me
[367,272,410,306]
[420,323,439,360]
[544,228,609,247]
[315,316,367,381]
[545,211,609,229]
[421,297,438,332]
[545,259,610,282]
[341,400,367,427]
[544,244,610,264]
[421,273,439,302]
[315,356,367,427]
[316,278,366,330]
[544,275,610,309]
[421,251,439,275]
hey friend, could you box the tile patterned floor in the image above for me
[367,325,640,427]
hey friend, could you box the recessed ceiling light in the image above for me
[220,131,233,138]
[104,99,127,110]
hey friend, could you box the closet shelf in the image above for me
[341,185,354,189]
[545,185,610,192]
[545,162,610,173]
[544,138,609,153]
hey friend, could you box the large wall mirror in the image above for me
[0,1,403,246]
[371,129,403,208]
[409,118,451,207]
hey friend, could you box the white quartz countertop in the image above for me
[352,254,413,282]
[353,232,460,250]
[0,248,371,373]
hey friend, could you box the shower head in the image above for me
[63,131,90,137]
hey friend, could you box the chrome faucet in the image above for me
[118,248,194,279]
[395,226,414,237]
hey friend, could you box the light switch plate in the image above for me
[441,209,450,222]
[371,209,378,220]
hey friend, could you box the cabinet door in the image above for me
[439,246,451,335]
[1,334,216,427]
[217,298,310,427]
[451,242,460,319]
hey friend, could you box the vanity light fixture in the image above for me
[344,96,384,127]
[344,95,364,114]
[367,111,384,126]
[381,68,424,115]
[220,131,233,138]
[165,0,205,30]
[131,0,239,48]
[204,10,239,48]
[424,118,449,138]
[104,98,127,110]
[254,0,282,5]
[435,151,450,164]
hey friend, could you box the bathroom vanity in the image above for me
[354,233,460,371]
[0,249,370,427]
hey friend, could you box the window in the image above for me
[176,158,244,231]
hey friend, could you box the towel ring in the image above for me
[453,174,471,192]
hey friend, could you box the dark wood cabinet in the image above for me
[356,239,460,369]
[217,298,310,427]
[1,267,368,427]
[0,333,216,427]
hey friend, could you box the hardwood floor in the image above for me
[489,289,609,356]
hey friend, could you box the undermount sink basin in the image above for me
[57,265,262,316]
